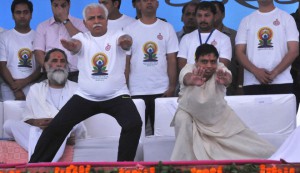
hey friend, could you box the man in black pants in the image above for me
[29,3,142,162]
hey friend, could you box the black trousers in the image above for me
[132,94,163,135]
[29,94,142,162]
[243,83,293,95]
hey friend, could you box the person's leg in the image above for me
[171,109,196,160]
[103,95,143,161]
[132,95,152,135]
[3,120,31,150]
[132,94,162,135]
[29,95,99,162]
[148,94,163,134]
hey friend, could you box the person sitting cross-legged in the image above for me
[3,48,86,162]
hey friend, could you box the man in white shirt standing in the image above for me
[177,1,232,71]
[235,0,299,95]
[99,0,135,33]
[0,0,40,101]
[98,0,135,69]
[29,3,142,162]
[124,0,178,135]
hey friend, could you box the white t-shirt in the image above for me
[0,29,36,79]
[108,14,135,68]
[108,14,135,33]
[73,30,129,101]
[236,8,299,86]
[178,29,232,64]
[124,19,179,95]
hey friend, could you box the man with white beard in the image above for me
[3,48,86,162]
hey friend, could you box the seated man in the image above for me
[171,44,275,160]
[3,48,86,162]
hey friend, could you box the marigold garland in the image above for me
[0,163,298,173]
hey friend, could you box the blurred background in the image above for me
[0,0,298,32]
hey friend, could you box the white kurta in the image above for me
[3,80,86,162]
[171,64,275,160]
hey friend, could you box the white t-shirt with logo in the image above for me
[236,8,299,86]
[178,29,232,64]
[73,30,129,101]
[108,14,136,33]
[124,19,179,95]
[0,29,36,79]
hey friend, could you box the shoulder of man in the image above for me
[158,17,167,22]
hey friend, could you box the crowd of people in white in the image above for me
[0,0,300,163]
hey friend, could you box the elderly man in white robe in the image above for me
[171,44,275,160]
[3,48,86,162]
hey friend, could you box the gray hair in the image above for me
[82,3,108,21]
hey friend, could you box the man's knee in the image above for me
[123,114,143,131]
[174,110,193,137]
[3,120,17,136]
[174,110,193,127]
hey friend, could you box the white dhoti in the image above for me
[171,64,275,160]
[3,119,85,162]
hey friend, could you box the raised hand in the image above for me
[118,34,133,51]
[184,67,207,86]
[216,69,232,86]
[61,39,81,53]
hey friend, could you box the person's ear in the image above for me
[83,19,87,28]
[43,62,49,73]
[113,1,119,8]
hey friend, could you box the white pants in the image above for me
[171,109,197,160]
[3,120,86,162]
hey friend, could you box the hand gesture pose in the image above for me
[216,69,232,87]
[61,39,81,54]
[118,34,133,51]
[184,66,207,86]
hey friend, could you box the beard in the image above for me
[46,67,68,85]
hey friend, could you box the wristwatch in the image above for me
[62,19,70,25]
